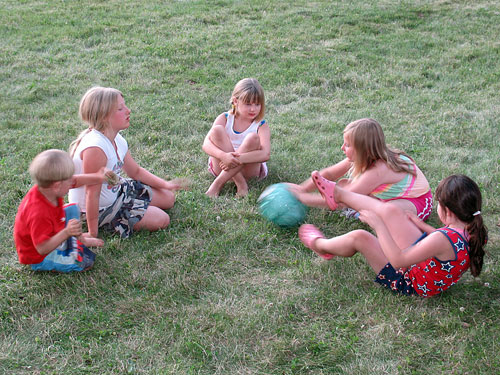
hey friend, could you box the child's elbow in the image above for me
[262,150,270,162]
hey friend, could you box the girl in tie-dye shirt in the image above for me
[296,118,433,220]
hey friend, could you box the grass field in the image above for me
[1,0,499,374]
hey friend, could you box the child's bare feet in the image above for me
[205,183,221,198]
[235,181,249,197]
[79,233,104,247]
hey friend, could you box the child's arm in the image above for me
[202,129,242,170]
[406,211,435,234]
[231,123,271,165]
[338,163,388,195]
[202,114,242,169]
[287,183,329,208]
[300,158,351,192]
[79,233,104,247]
[81,147,108,238]
[71,168,117,188]
[122,151,188,191]
[35,219,82,255]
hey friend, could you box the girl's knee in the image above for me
[209,125,228,142]
[158,212,170,229]
[240,132,261,150]
[149,210,170,230]
[135,208,170,232]
[352,229,375,247]
[152,188,175,210]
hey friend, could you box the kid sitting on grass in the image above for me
[296,118,433,220]
[69,87,187,239]
[14,149,108,272]
[296,173,487,297]
[202,78,270,197]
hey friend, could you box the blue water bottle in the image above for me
[64,203,80,225]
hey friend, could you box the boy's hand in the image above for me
[66,219,83,237]
[101,168,120,186]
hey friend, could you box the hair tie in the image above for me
[473,211,481,216]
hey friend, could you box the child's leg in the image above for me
[205,126,248,197]
[384,199,417,215]
[134,206,170,231]
[334,184,422,249]
[150,187,175,210]
[206,164,248,197]
[30,237,95,273]
[300,225,389,273]
[206,125,235,176]
[134,182,171,231]
[238,132,264,179]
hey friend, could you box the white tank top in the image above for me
[68,130,128,211]
[224,112,265,151]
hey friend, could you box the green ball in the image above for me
[258,183,308,228]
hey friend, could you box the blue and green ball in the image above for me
[258,183,308,228]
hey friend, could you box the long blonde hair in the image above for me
[69,87,123,157]
[229,78,265,122]
[344,118,414,179]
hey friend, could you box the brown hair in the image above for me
[344,118,414,179]
[435,175,488,277]
[229,78,265,122]
[69,87,123,157]
[29,149,74,188]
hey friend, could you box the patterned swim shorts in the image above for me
[375,263,417,296]
[98,179,152,238]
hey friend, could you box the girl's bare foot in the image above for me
[235,179,248,197]
[235,187,249,197]
[79,234,104,247]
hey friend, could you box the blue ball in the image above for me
[258,183,308,228]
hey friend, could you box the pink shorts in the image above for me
[386,189,433,221]
[207,159,268,180]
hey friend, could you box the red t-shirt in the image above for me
[13,185,65,264]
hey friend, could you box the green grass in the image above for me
[1,0,500,374]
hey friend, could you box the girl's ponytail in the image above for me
[435,175,488,277]
[466,213,487,277]
[69,128,91,158]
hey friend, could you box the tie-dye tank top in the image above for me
[370,155,429,200]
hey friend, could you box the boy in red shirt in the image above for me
[14,149,111,272]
